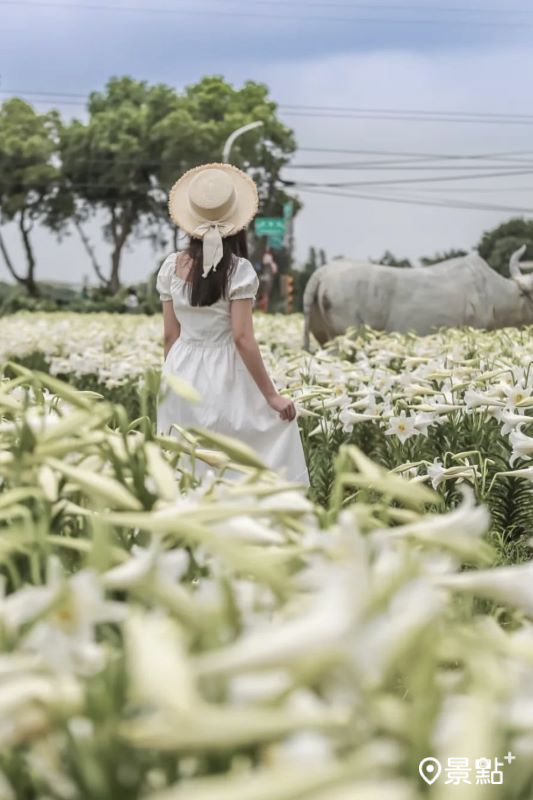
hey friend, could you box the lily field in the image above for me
[1,310,533,798]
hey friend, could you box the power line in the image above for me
[279,110,533,126]
[4,93,533,128]
[3,88,532,126]
[380,186,533,193]
[298,186,533,215]
[34,154,533,170]
[5,142,533,177]
[1,0,532,27]
[4,88,533,122]
[0,90,87,99]
[5,175,531,213]
[197,1,533,15]
[44,172,533,197]
[281,104,533,122]
[298,146,533,157]
[2,90,531,123]
[3,0,532,16]
[286,161,533,171]
[16,156,533,174]
[286,168,533,190]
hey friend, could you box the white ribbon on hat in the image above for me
[192,221,235,278]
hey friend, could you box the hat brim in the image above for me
[168,162,259,238]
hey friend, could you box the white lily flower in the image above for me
[211,515,286,545]
[384,410,420,444]
[464,388,505,410]
[509,427,533,466]
[195,556,367,677]
[435,562,533,615]
[498,466,533,483]
[427,459,446,489]
[228,670,291,705]
[308,419,336,438]
[273,730,333,766]
[502,381,533,410]
[413,411,437,436]
[1,560,126,675]
[354,579,446,687]
[426,459,480,490]
[500,410,533,435]
[103,542,189,590]
[0,674,82,748]
[372,489,489,550]
[339,407,377,433]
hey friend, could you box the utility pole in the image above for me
[282,200,294,266]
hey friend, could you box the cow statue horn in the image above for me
[509,244,528,281]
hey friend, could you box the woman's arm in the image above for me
[162,301,180,359]
[230,298,277,400]
[230,299,296,421]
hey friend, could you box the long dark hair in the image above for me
[185,229,249,307]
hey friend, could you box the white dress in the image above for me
[156,252,310,486]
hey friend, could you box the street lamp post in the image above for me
[222,121,264,164]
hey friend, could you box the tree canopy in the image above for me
[420,249,468,266]
[477,218,533,277]
[0,99,61,294]
[0,76,297,294]
[373,250,413,268]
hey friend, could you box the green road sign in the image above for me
[255,217,286,236]
[267,233,285,249]
[283,200,294,220]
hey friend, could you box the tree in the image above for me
[294,246,327,312]
[420,248,468,266]
[477,218,533,277]
[151,76,298,246]
[59,77,180,292]
[373,250,413,268]
[304,246,319,273]
[0,99,61,295]
[59,75,297,291]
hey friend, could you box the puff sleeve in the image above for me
[156,253,175,301]
[229,258,260,304]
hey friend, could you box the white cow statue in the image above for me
[303,246,531,350]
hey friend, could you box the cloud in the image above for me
[1,5,532,281]
[241,43,533,263]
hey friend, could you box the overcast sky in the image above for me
[1,0,533,284]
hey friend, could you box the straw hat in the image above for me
[167,163,259,278]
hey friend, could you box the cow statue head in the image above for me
[509,245,533,300]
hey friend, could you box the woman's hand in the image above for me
[267,392,296,421]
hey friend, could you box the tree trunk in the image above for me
[18,210,39,297]
[73,215,109,287]
[109,206,132,293]
[0,228,24,284]
[172,225,180,251]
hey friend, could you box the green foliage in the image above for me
[294,246,327,312]
[58,76,297,292]
[155,76,297,215]
[0,98,62,294]
[0,279,160,317]
[4,367,533,797]
[420,248,468,266]
[477,217,533,276]
[373,249,413,268]
[58,77,183,293]
[1,76,297,295]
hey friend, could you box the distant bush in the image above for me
[0,279,161,316]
